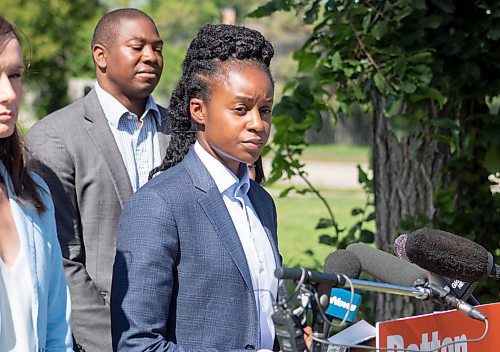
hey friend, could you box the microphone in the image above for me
[345,243,428,286]
[272,282,307,352]
[395,233,479,303]
[398,228,499,282]
[322,250,362,324]
[346,243,487,322]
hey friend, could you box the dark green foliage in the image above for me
[3,0,106,117]
[251,0,500,303]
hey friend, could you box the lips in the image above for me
[243,139,264,150]
[136,69,158,78]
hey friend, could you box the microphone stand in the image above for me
[309,288,325,352]
[275,267,487,322]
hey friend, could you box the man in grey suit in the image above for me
[27,8,169,352]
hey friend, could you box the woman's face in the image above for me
[0,33,24,139]
[191,63,274,175]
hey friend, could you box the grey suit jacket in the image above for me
[27,89,170,352]
[111,148,281,351]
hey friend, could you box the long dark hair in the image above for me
[0,15,46,214]
[150,24,274,178]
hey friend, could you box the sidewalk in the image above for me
[263,159,368,190]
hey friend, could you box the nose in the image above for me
[247,108,265,132]
[142,45,158,64]
[0,74,16,105]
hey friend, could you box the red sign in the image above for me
[377,302,500,351]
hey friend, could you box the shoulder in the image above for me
[142,161,190,196]
[250,180,274,202]
[29,97,86,133]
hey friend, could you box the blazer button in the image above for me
[244,344,255,350]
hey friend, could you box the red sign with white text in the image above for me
[377,302,500,351]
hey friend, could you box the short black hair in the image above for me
[150,24,274,178]
[91,8,155,49]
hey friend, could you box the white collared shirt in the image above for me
[95,82,162,192]
[194,142,278,350]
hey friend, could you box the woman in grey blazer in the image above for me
[111,24,280,351]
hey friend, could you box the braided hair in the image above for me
[150,24,274,178]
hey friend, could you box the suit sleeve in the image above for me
[27,122,112,351]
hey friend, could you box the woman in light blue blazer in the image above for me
[0,15,72,351]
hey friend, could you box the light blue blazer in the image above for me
[0,162,72,351]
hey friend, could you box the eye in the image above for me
[130,46,143,51]
[9,70,24,80]
[233,106,248,115]
[154,46,163,53]
[260,107,272,115]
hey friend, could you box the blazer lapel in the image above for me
[248,186,281,267]
[184,150,254,292]
[157,106,171,160]
[82,90,133,207]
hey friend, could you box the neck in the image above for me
[96,80,148,117]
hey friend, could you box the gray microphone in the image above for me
[346,243,487,322]
[345,243,428,286]
[397,228,499,282]
[395,232,479,303]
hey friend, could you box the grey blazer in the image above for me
[27,89,170,352]
[111,148,281,351]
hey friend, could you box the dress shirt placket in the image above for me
[234,185,267,348]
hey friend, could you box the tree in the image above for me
[3,0,106,117]
[251,0,500,322]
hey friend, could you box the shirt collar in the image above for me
[94,81,161,127]
[193,141,250,196]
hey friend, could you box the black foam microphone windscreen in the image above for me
[346,243,428,286]
[405,228,497,282]
[323,249,362,279]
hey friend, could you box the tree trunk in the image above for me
[371,95,451,322]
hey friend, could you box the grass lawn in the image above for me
[263,143,373,269]
[266,185,374,270]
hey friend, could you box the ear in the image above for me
[93,44,107,70]
[190,98,206,125]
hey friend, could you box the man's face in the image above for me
[193,63,274,175]
[0,33,24,139]
[98,16,163,105]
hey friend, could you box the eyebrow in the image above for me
[234,95,273,103]
[126,37,163,46]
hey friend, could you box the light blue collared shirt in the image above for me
[193,142,277,350]
[95,82,162,192]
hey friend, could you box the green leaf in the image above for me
[426,118,460,130]
[418,16,443,29]
[483,144,500,173]
[430,0,455,13]
[488,22,500,40]
[410,87,447,106]
[373,72,389,95]
[316,218,336,229]
[388,114,420,141]
[331,52,342,70]
[362,13,372,34]
[297,52,319,72]
[365,212,376,222]
[371,21,388,40]
[401,81,417,94]
[351,208,363,216]
[319,234,337,246]
[247,0,289,18]
[360,230,375,243]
